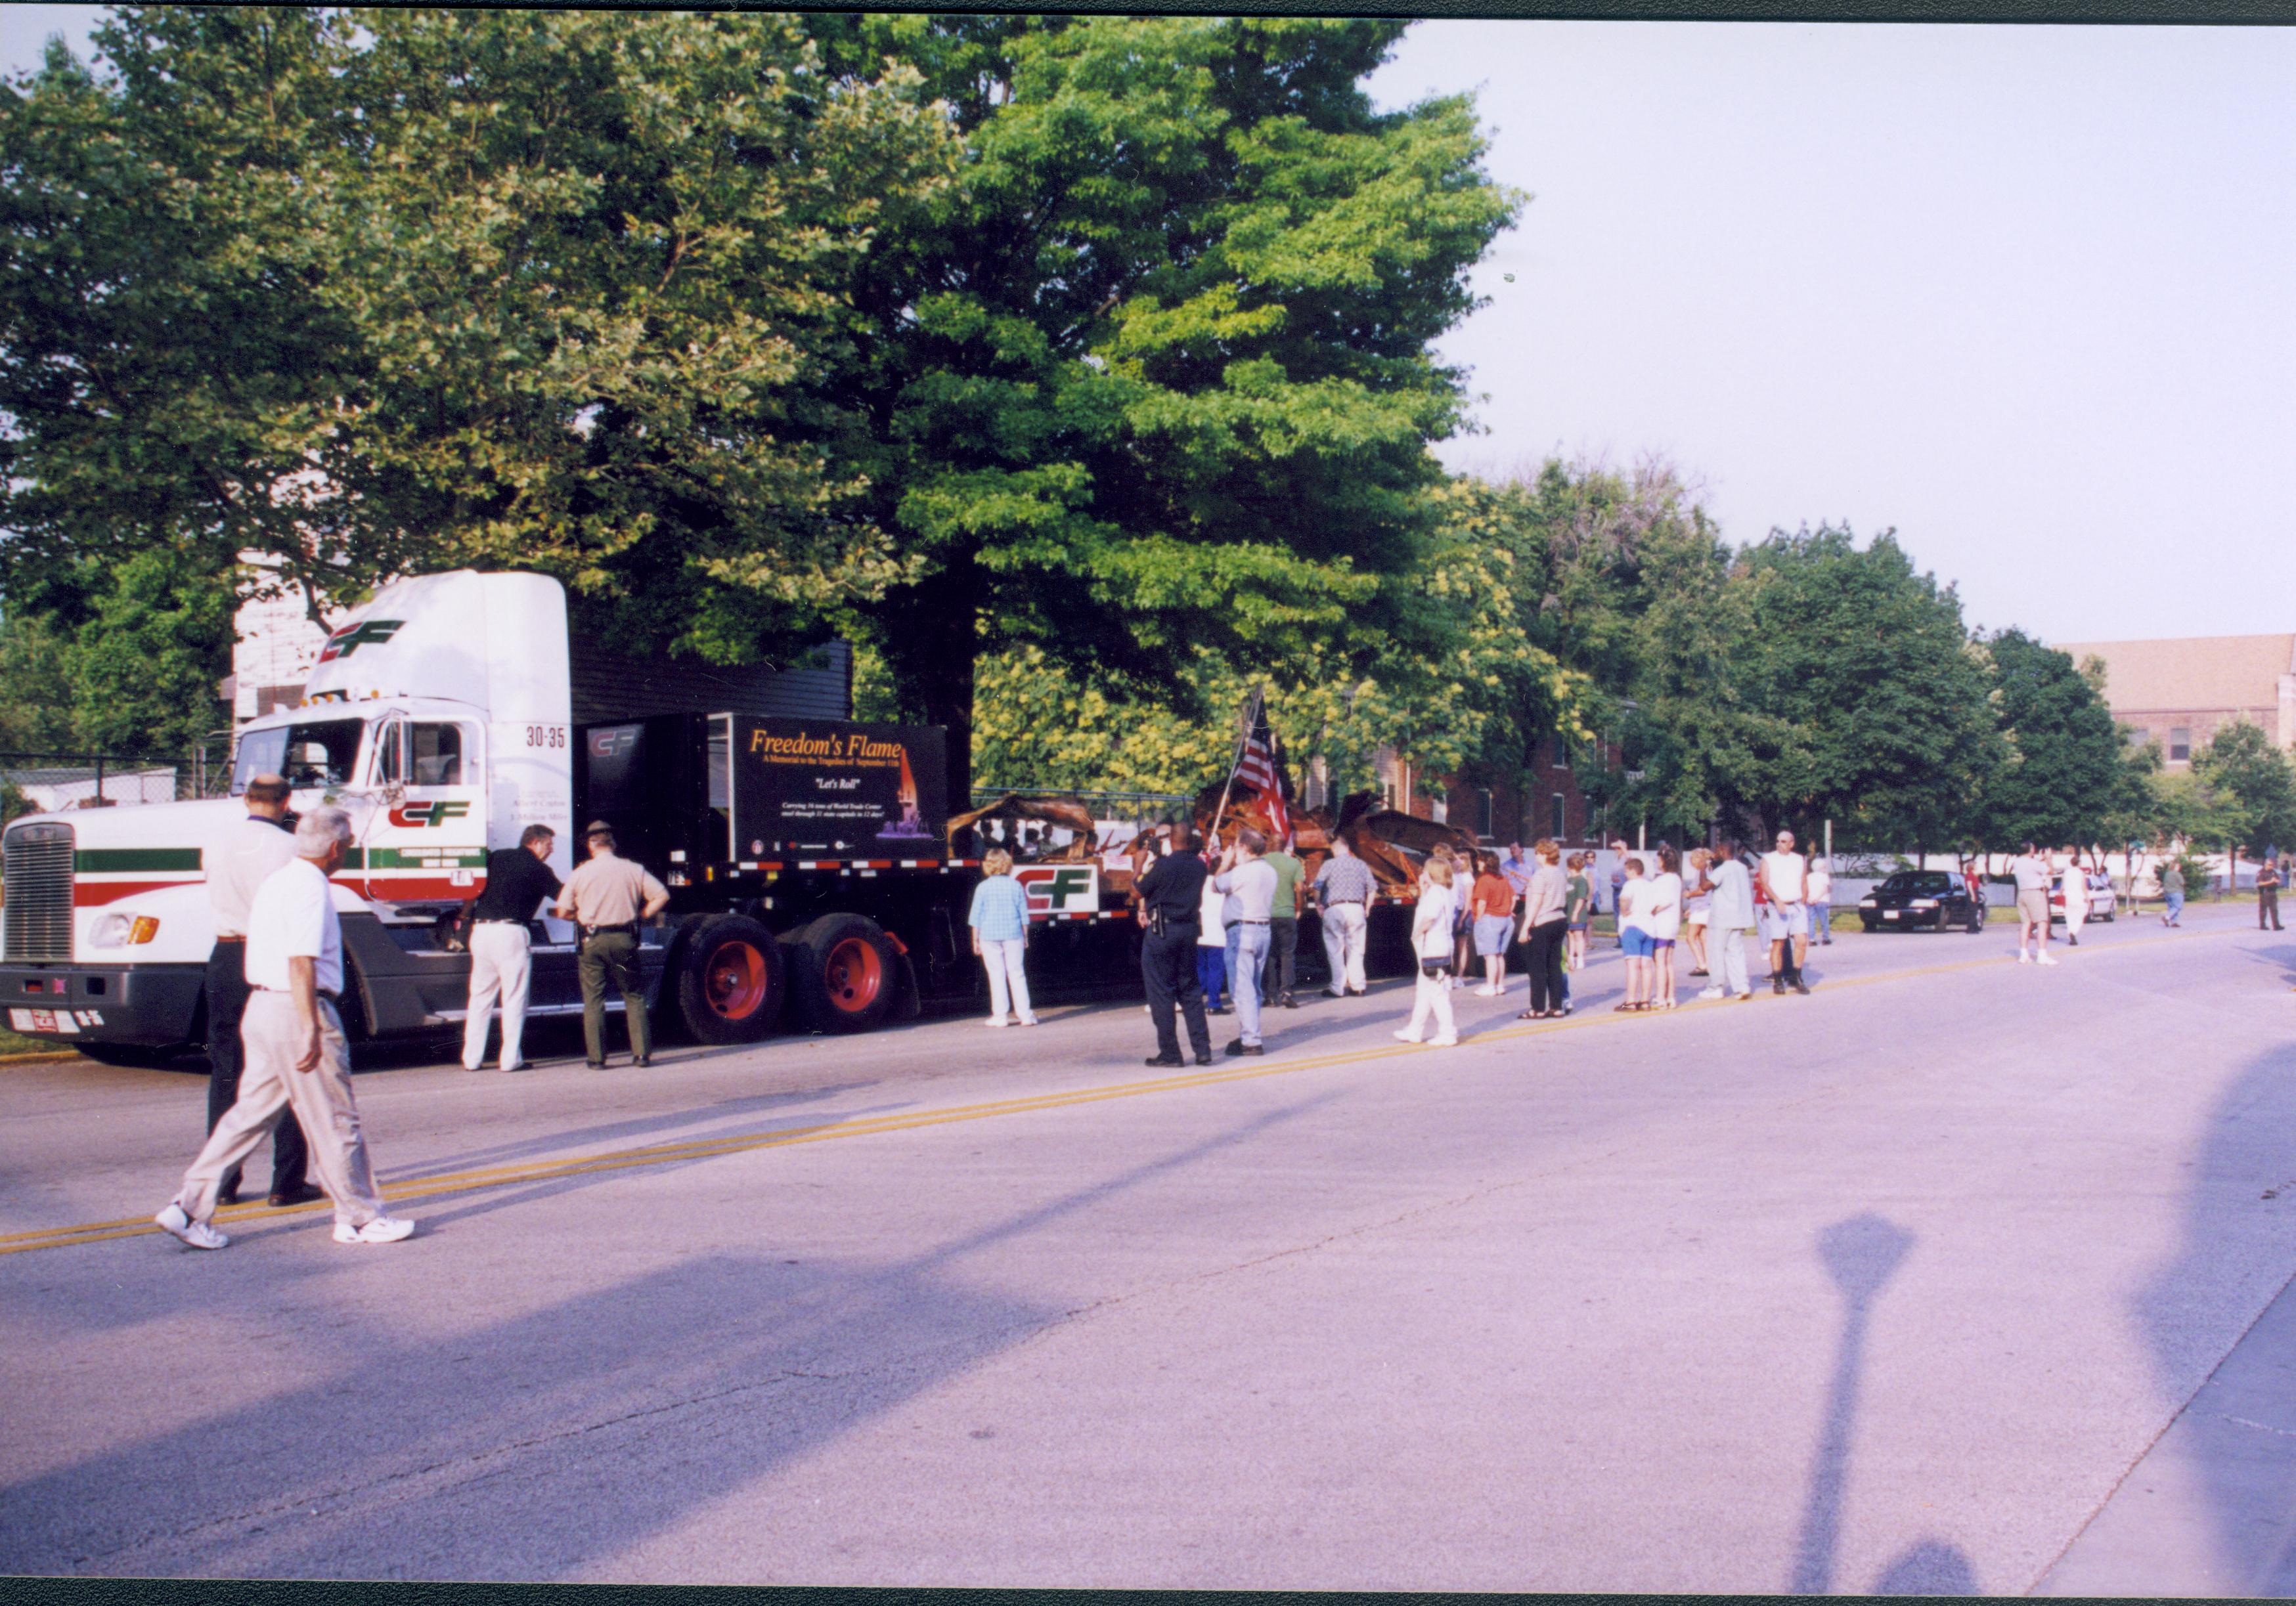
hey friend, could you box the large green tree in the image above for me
[1719,526,2000,850]
[807,16,1519,799]
[2193,720,2296,859]
[0,8,958,661]
[5,13,1513,801]
[1971,630,2129,850]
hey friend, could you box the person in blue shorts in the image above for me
[1615,857,1656,1010]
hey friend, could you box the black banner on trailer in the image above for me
[728,718,947,856]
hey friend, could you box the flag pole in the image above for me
[1207,685,1262,850]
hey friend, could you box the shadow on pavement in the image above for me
[386,1079,885,1183]
[2117,1037,2296,1594]
[0,1093,1333,1579]
[1786,1211,1976,1595]
[1871,1536,1980,1594]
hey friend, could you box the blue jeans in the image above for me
[1197,945,1228,1007]
[1231,921,1271,1045]
[2165,891,2184,924]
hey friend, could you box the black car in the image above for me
[1857,869,1985,934]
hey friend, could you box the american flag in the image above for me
[1232,699,1292,849]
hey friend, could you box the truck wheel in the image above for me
[795,913,899,1034]
[676,915,786,1044]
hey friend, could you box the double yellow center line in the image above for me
[0,924,2241,1258]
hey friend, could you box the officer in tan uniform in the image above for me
[554,821,670,1068]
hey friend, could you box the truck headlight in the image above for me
[88,912,160,948]
[1909,898,1939,909]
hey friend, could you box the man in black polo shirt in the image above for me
[460,825,562,1072]
[1136,831,1214,1068]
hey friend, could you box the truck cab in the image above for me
[0,571,579,1059]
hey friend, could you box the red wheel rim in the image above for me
[823,936,883,1014]
[704,940,768,1020]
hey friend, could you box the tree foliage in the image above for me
[1969,630,2130,849]
[2192,720,2296,856]
[2,12,1513,801]
[0,8,960,663]
[807,15,1520,796]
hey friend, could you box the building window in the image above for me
[2122,725,2150,749]
[1553,743,1570,771]
[2169,726,2191,762]
[1551,792,1567,840]
[1478,788,1494,838]
[1379,779,1398,813]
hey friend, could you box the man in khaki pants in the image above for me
[556,821,669,1069]
[156,807,414,1250]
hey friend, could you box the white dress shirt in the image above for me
[206,814,299,939]
[244,857,343,995]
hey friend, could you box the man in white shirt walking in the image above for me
[1758,829,1812,995]
[200,773,319,1208]
[156,807,414,1250]
[1213,828,1278,1056]
[2011,841,2056,965]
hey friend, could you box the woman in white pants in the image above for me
[1395,857,1459,1047]
[2058,848,2088,947]
[967,848,1038,1026]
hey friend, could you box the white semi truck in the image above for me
[0,571,1132,1065]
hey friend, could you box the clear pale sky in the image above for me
[7,10,2289,645]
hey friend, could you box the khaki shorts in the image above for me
[2016,889,2050,924]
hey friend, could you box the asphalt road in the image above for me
[2,905,2293,1590]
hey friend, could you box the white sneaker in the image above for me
[334,1216,416,1246]
[1392,1029,1423,1043]
[1474,986,1499,997]
[2037,954,2058,966]
[1429,1035,1459,1047]
[1698,986,1725,1000]
[982,1017,1010,1028]
[1019,1016,1040,1027]
[154,1203,228,1251]
[2018,951,2031,963]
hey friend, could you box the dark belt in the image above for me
[1239,918,1270,926]
[580,922,638,940]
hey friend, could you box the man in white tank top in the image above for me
[1758,829,1811,994]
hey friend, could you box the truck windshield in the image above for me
[232,720,368,793]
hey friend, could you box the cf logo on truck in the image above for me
[388,800,470,828]
[319,619,406,662]
[1015,865,1097,916]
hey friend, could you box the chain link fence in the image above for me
[1,747,232,822]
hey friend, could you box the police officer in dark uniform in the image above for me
[1136,829,1214,1067]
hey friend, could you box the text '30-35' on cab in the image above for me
[0,571,1138,1068]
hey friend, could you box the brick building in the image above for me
[2052,633,2296,768]
[1298,735,1618,847]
